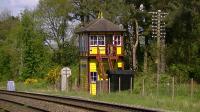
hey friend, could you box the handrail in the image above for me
[97,46,106,80]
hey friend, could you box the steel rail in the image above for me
[0,90,164,112]
[0,98,48,112]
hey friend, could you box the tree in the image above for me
[0,11,20,80]
[36,0,76,65]
[18,10,50,80]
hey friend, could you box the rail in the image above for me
[0,90,164,112]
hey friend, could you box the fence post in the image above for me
[75,78,77,89]
[100,80,102,94]
[130,77,132,93]
[109,78,110,93]
[172,77,175,101]
[142,78,145,96]
[191,78,194,98]
[119,77,121,92]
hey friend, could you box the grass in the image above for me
[1,74,200,112]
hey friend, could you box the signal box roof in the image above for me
[77,18,125,33]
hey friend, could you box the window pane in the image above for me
[91,72,97,81]
[94,72,97,81]
[94,36,97,45]
[98,36,105,45]
[90,36,98,45]
[90,36,93,45]
[113,35,121,45]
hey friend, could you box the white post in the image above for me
[66,78,69,92]
[61,67,71,92]
[61,74,67,91]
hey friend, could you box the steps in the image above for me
[96,45,118,80]
[96,47,106,80]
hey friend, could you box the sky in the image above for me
[0,0,39,16]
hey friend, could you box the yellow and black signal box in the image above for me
[77,17,126,95]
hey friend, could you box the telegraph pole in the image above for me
[149,10,167,96]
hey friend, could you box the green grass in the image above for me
[1,75,200,112]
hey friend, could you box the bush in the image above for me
[189,66,200,83]
[46,65,61,85]
[169,64,191,82]
[24,78,38,85]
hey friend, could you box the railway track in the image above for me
[0,90,164,112]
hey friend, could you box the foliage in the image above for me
[36,0,76,66]
[0,0,199,84]
[0,50,12,80]
[46,65,61,85]
[18,10,51,80]
[24,78,38,85]
[169,64,191,82]
[0,13,20,81]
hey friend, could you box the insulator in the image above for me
[161,15,166,17]
[162,13,168,15]
[152,12,158,14]
[160,30,165,32]
[152,22,158,24]
[152,25,157,27]
[160,32,165,34]
[152,16,158,18]
[160,28,165,30]
[151,18,158,21]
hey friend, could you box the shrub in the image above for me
[24,78,38,85]
[46,65,61,85]
[169,64,191,82]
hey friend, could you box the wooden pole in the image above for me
[130,77,133,93]
[172,77,174,101]
[119,77,121,92]
[156,10,161,97]
[109,78,110,93]
[99,80,102,94]
[191,78,194,98]
[74,78,77,88]
[143,46,148,73]
[142,78,145,96]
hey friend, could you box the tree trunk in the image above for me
[143,36,148,73]
[143,47,148,73]
[132,19,139,71]
[132,46,137,70]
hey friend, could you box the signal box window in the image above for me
[91,72,97,82]
[113,35,121,46]
[90,35,105,46]
[98,36,105,45]
[90,36,97,45]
